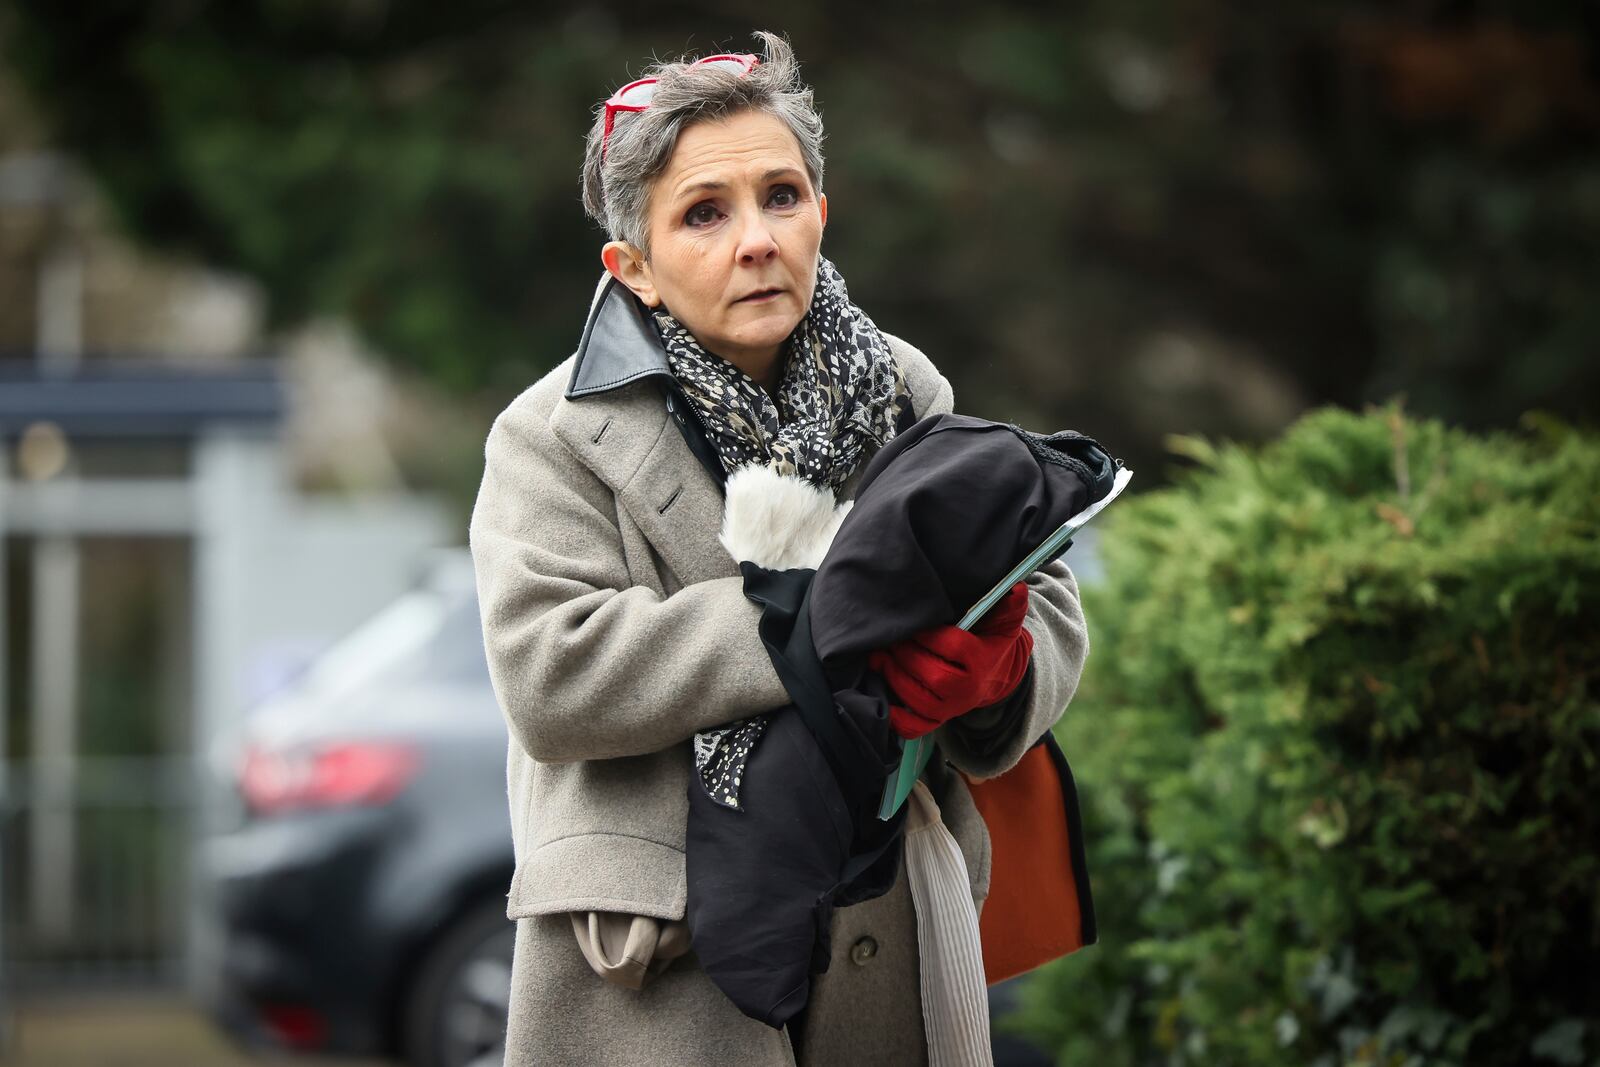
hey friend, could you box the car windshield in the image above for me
[400,596,491,685]
[291,587,486,705]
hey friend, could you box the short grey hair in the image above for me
[580,31,826,256]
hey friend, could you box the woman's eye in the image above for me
[768,185,799,209]
[684,202,721,227]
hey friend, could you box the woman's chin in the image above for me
[725,309,804,350]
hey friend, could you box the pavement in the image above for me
[1,988,1054,1066]
[0,994,391,1067]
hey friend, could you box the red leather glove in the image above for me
[868,581,1033,740]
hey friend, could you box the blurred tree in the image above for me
[4,1,1597,470]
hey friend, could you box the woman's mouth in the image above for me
[735,288,784,304]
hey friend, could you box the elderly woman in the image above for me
[468,31,1089,1067]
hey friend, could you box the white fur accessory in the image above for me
[717,464,854,570]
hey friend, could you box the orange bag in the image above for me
[960,732,1097,985]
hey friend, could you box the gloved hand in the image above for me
[868,581,1033,740]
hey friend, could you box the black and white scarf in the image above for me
[658,255,912,810]
[652,254,911,492]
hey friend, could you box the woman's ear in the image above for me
[818,192,828,230]
[601,241,659,307]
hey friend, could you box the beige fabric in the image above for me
[469,330,1091,1065]
[507,911,796,1065]
[904,780,994,1067]
[570,912,692,990]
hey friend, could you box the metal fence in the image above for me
[1,756,197,993]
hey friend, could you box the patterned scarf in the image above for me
[652,254,911,491]
[662,256,911,812]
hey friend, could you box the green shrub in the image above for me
[1009,405,1600,1067]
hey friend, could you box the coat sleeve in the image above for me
[933,557,1089,777]
[468,396,790,765]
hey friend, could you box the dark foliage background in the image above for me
[5,1,1598,479]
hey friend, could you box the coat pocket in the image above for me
[509,832,689,921]
[506,745,695,921]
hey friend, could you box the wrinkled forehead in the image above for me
[656,111,811,203]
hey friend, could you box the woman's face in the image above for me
[603,109,827,384]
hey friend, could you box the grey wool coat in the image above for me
[468,276,1091,1067]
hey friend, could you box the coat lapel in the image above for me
[549,382,737,588]
[547,275,950,589]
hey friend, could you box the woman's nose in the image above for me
[734,213,779,265]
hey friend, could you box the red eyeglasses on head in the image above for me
[601,53,760,162]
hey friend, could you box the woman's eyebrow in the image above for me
[674,179,729,200]
[673,168,805,201]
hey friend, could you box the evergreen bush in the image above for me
[1011,404,1600,1066]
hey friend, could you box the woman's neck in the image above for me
[717,341,784,394]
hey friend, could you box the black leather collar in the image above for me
[564,275,673,399]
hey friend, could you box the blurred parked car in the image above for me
[199,550,514,1067]
[197,548,1064,1067]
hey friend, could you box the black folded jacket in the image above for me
[685,414,1120,1028]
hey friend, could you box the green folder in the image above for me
[876,466,1133,820]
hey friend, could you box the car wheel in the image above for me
[403,898,516,1067]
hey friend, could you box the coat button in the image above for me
[850,936,878,966]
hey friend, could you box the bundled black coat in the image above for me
[686,413,1120,1028]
